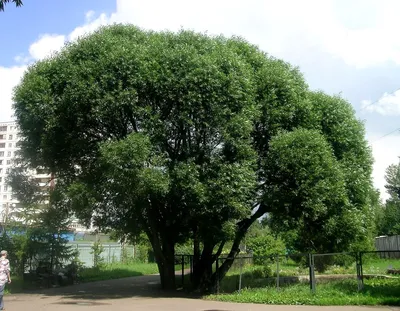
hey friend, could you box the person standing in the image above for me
[0,250,11,310]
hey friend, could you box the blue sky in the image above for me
[0,0,115,66]
[0,0,399,198]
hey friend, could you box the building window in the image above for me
[2,195,6,200]
[0,177,2,182]
[6,168,10,174]
[0,169,2,174]
[6,160,11,165]
[3,186,7,192]
[0,152,3,157]
[7,151,11,157]
[0,126,7,132]
[0,135,4,140]
[8,143,12,148]
[0,143,5,148]
[0,160,2,165]
[8,135,12,140]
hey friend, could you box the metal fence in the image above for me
[68,242,135,267]
[360,250,400,290]
[174,250,400,294]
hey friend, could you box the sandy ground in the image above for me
[4,273,400,311]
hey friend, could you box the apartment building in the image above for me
[0,121,19,221]
[0,121,91,231]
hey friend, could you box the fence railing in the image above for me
[67,242,136,267]
[175,250,400,294]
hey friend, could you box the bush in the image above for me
[247,235,286,265]
[243,265,273,279]
[134,244,151,263]
[91,240,105,268]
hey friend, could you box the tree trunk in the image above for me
[193,227,200,268]
[146,229,176,291]
[209,205,268,292]
[157,258,176,290]
[191,240,221,292]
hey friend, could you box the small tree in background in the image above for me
[246,234,285,265]
[376,161,400,236]
[91,239,105,268]
[27,206,76,272]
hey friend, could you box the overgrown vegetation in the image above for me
[208,258,400,305]
[208,279,400,306]
[0,205,76,278]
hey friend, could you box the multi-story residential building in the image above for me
[0,121,91,232]
[0,121,19,221]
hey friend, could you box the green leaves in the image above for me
[378,160,400,236]
[12,25,375,283]
[263,128,366,252]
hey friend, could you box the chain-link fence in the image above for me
[210,252,369,294]
[312,252,361,293]
[215,253,311,293]
[68,242,136,267]
[172,250,400,295]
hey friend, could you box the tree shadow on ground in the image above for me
[13,270,201,301]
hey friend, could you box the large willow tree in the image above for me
[12,25,375,291]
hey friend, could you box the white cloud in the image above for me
[368,133,400,200]
[363,90,400,115]
[85,10,96,22]
[0,66,27,122]
[28,34,66,61]
[68,13,114,42]
[113,0,400,69]
[11,0,400,69]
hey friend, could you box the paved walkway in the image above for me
[4,274,400,311]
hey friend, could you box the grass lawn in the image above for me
[5,276,24,294]
[206,257,400,306]
[207,279,400,306]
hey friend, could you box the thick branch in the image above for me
[212,240,226,262]
[211,202,269,289]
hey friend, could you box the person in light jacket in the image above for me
[0,250,11,310]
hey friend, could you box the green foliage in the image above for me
[0,205,76,276]
[0,0,22,11]
[378,161,400,235]
[264,127,375,253]
[0,231,27,275]
[135,244,151,263]
[91,240,105,268]
[12,25,375,289]
[246,233,285,265]
[208,279,400,306]
[27,207,76,271]
[175,242,194,255]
